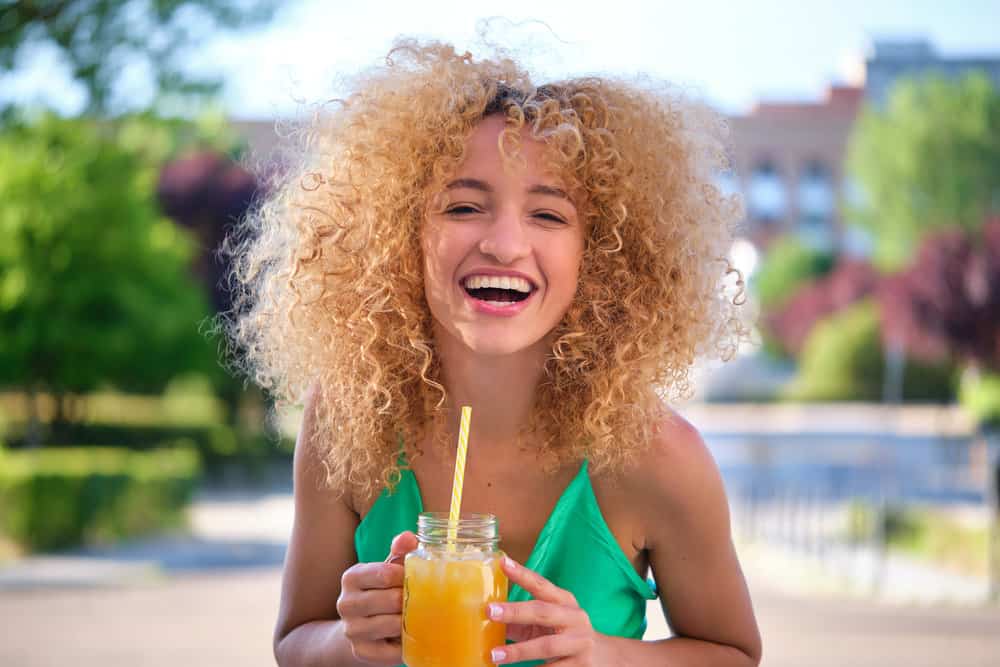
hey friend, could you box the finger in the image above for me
[488,599,585,629]
[500,556,577,606]
[336,587,404,618]
[385,531,418,564]
[491,632,592,665]
[350,637,403,665]
[342,561,405,591]
[343,613,402,642]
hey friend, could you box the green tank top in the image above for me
[354,460,658,667]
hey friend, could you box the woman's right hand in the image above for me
[336,531,418,665]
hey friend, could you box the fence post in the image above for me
[988,432,999,603]
[872,489,888,597]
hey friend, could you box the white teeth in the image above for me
[463,275,533,292]
[484,300,517,308]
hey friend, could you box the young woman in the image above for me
[227,39,760,666]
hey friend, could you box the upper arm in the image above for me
[640,413,761,661]
[274,384,360,645]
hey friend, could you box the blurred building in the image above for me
[864,38,1000,108]
[725,85,862,252]
[725,38,1000,255]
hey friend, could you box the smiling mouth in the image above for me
[465,286,531,303]
[461,275,535,306]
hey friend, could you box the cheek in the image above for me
[421,228,449,289]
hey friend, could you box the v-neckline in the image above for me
[406,461,589,570]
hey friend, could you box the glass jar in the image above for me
[402,513,508,667]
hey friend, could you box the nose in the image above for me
[478,207,531,264]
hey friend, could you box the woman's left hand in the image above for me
[487,555,605,665]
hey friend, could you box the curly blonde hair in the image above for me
[225,39,748,495]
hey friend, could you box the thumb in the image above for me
[385,530,418,564]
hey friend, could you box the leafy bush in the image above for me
[0,446,201,552]
[753,236,835,311]
[959,371,1000,429]
[767,259,879,357]
[3,422,291,474]
[787,300,955,402]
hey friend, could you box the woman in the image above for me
[227,39,760,666]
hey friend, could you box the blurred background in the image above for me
[1,2,999,666]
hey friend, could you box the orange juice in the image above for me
[402,553,507,667]
[402,513,508,667]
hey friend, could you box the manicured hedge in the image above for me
[0,445,201,552]
[4,423,293,474]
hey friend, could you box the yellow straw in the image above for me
[447,406,472,548]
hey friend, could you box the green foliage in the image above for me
[847,73,1000,270]
[787,300,955,402]
[0,1,278,116]
[3,422,291,475]
[959,371,1000,429]
[753,236,835,311]
[0,446,201,552]
[845,501,988,576]
[0,113,224,401]
[789,302,884,401]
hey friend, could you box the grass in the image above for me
[888,508,991,577]
[848,501,992,577]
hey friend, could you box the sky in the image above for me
[4,0,999,118]
[203,0,1000,119]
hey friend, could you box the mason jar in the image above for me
[402,513,508,667]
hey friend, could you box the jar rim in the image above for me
[416,512,499,546]
[417,512,496,527]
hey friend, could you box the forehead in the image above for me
[460,115,552,178]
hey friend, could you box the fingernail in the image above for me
[503,555,515,569]
[491,648,506,663]
[488,603,503,620]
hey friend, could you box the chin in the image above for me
[460,334,539,357]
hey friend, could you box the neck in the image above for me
[432,322,548,452]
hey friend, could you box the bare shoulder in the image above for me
[625,408,730,544]
[275,382,361,643]
[629,410,762,662]
[293,382,360,513]
[629,409,720,498]
[292,383,336,503]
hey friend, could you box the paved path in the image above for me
[3,566,999,667]
[3,489,999,666]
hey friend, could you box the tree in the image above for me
[846,73,1000,270]
[156,149,258,314]
[0,0,278,116]
[0,113,221,440]
[880,220,1000,372]
[156,148,264,428]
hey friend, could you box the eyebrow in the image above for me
[445,178,570,201]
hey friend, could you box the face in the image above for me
[422,114,585,358]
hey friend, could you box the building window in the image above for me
[748,160,786,222]
[798,161,834,221]
[797,161,835,250]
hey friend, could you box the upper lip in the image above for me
[459,268,539,290]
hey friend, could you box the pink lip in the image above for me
[463,288,535,317]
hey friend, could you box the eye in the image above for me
[533,211,567,225]
[444,204,482,216]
